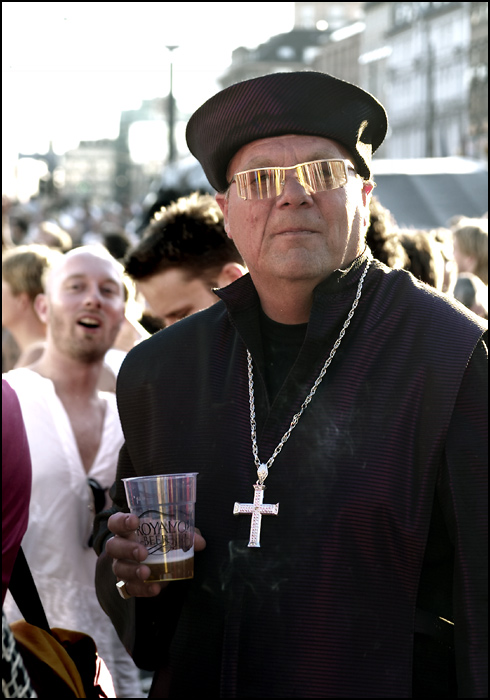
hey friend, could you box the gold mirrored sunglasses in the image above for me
[230,159,356,200]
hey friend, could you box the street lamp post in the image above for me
[166,45,178,164]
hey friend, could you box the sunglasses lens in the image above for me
[299,161,348,193]
[235,161,349,200]
[236,169,283,200]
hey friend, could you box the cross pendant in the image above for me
[233,483,279,547]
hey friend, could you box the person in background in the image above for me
[451,217,488,285]
[398,229,447,291]
[2,379,36,699]
[95,72,487,698]
[365,195,408,269]
[27,220,73,253]
[124,192,246,327]
[3,245,144,697]
[2,245,64,370]
[453,272,488,319]
[1,243,126,389]
[2,379,32,604]
[431,227,459,296]
[101,226,133,263]
[2,195,28,250]
[103,272,150,379]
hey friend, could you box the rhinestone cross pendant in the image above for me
[233,483,279,547]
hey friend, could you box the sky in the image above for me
[2,1,296,167]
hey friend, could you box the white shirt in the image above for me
[104,348,127,377]
[3,368,144,698]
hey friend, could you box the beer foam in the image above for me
[144,547,194,564]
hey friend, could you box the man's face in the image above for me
[216,134,372,290]
[39,251,125,363]
[136,268,218,327]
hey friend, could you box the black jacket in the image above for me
[94,254,487,698]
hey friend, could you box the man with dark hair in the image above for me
[365,195,408,269]
[124,192,246,326]
[95,73,487,698]
[398,229,447,291]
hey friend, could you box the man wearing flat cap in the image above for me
[94,72,487,698]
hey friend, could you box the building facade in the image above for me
[358,2,392,161]
[295,2,364,30]
[384,2,473,158]
[219,2,487,161]
[62,140,118,204]
[468,1,488,157]
[219,29,331,88]
[219,2,365,89]
[311,22,365,88]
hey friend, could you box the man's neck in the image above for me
[253,277,318,324]
[252,250,369,324]
[29,345,103,402]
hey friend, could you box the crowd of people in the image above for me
[3,189,488,380]
[2,69,487,699]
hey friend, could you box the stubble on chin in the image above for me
[52,329,108,365]
[71,345,107,364]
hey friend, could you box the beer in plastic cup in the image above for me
[122,472,198,582]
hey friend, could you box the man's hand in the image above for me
[106,512,206,598]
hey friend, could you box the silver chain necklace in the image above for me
[233,258,372,547]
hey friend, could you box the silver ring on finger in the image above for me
[116,580,132,600]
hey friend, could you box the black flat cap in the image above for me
[186,71,388,192]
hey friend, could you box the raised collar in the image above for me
[213,249,374,433]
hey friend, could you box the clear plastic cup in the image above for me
[122,472,198,582]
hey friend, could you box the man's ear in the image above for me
[360,181,375,228]
[33,293,49,323]
[216,262,247,288]
[362,181,375,200]
[215,193,231,237]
